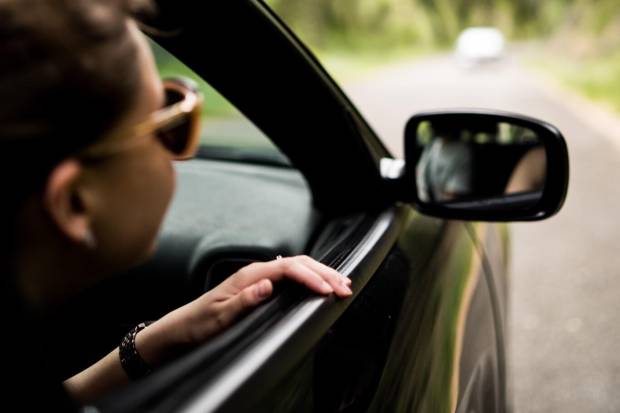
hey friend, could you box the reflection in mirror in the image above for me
[414,119,546,210]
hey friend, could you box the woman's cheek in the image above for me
[158,152,176,219]
[113,148,176,265]
[139,157,176,258]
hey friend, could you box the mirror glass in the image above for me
[414,119,546,210]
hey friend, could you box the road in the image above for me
[340,53,620,412]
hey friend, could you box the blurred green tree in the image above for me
[265,0,620,52]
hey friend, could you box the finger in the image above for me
[228,256,352,297]
[298,257,351,297]
[234,255,349,287]
[226,258,315,289]
[216,279,273,330]
[236,258,336,295]
[226,261,285,290]
[282,261,335,294]
[283,259,352,298]
[299,256,352,295]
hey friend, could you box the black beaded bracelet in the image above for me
[119,321,154,380]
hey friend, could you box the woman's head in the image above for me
[0,0,181,305]
[0,0,150,163]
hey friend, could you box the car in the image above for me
[455,27,506,66]
[49,2,568,412]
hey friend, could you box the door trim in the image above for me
[180,207,405,413]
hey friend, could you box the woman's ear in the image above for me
[44,159,94,247]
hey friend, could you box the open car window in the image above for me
[149,39,291,167]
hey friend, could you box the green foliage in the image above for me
[534,49,620,112]
[266,0,620,109]
[265,0,620,52]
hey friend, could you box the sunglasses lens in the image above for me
[155,87,194,157]
[156,119,191,156]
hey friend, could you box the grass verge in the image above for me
[530,49,620,114]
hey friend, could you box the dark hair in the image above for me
[0,0,153,289]
[0,0,155,171]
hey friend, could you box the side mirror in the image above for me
[402,110,569,221]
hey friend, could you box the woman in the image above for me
[0,0,352,410]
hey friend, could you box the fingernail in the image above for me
[342,277,351,286]
[344,286,353,295]
[321,281,333,293]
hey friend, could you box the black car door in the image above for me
[80,1,503,412]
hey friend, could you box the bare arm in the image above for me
[64,255,352,404]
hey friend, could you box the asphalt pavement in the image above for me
[340,52,620,412]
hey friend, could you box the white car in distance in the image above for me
[456,27,506,66]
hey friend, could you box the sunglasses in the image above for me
[80,76,203,161]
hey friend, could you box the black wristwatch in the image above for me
[119,321,154,380]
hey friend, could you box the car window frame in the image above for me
[90,2,407,410]
[146,0,392,214]
[94,207,404,412]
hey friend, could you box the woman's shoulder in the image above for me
[0,294,79,411]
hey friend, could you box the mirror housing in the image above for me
[398,110,569,221]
